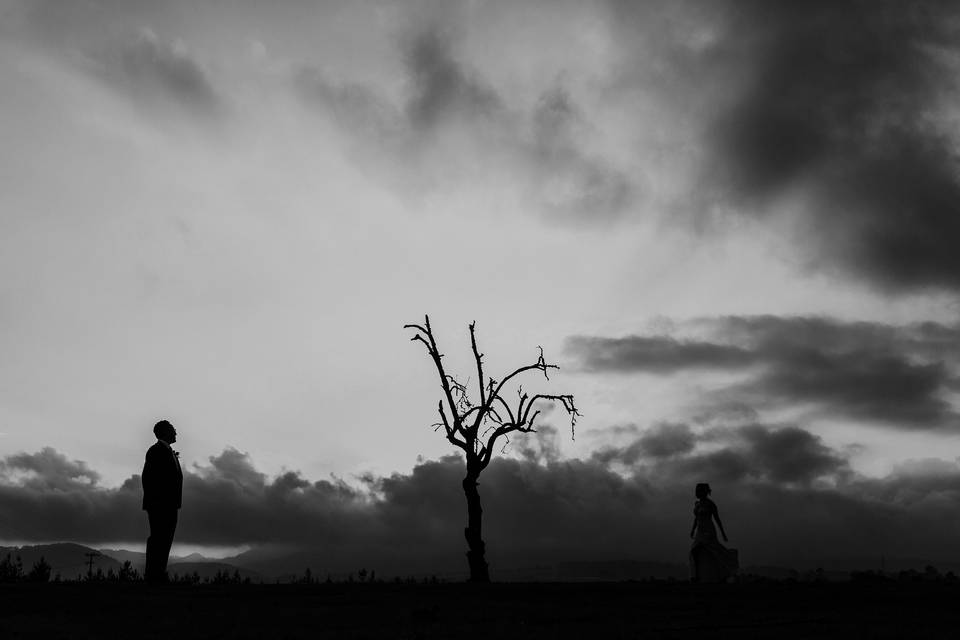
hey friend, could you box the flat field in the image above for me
[1,580,955,639]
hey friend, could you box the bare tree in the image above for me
[404,315,579,582]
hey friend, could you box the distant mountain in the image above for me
[218,546,308,577]
[94,548,260,580]
[98,548,146,569]
[1,543,121,580]
[98,548,219,571]
[177,552,212,563]
[1,543,261,581]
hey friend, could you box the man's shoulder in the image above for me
[146,442,166,457]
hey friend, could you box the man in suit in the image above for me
[142,419,183,584]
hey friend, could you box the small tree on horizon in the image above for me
[0,554,24,583]
[405,315,579,582]
[117,560,138,582]
[27,557,51,583]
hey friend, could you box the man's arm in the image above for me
[142,447,155,490]
[142,446,166,495]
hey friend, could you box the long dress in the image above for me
[689,498,738,582]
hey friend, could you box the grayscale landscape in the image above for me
[3,1,960,637]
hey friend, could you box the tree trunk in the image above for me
[462,471,490,583]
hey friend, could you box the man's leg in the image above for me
[157,510,178,578]
[146,510,177,583]
[145,510,160,583]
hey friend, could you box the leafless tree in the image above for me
[404,315,580,582]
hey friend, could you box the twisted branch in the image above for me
[405,315,580,469]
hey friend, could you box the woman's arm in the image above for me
[690,516,697,539]
[712,504,729,542]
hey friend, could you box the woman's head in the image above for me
[695,483,711,499]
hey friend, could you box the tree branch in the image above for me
[469,322,488,434]
[438,403,468,450]
[491,395,517,425]
[405,315,466,438]
[480,424,524,468]
[521,394,581,439]
[483,348,559,419]
[463,404,504,426]
[406,317,580,469]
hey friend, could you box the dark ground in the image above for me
[1,580,956,639]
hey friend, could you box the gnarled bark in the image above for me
[462,471,489,583]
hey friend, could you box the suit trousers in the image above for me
[145,509,178,583]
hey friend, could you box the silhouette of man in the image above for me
[142,419,183,584]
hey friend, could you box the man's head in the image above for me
[154,420,177,444]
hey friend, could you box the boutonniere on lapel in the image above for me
[173,451,180,459]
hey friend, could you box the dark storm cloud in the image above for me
[730,424,849,484]
[294,28,633,221]
[10,1,224,121]
[593,422,847,485]
[694,0,960,291]
[567,335,755,373]
[855,457,960,506]
[591,422,695,465]
[639,421,696,458]
[293,69,403,142]
[713,317,960,428]
[0,448,375,548]
[90,30,224,120]
[743,347,953,425]
[4,432,960,571]
[528,86,634,218]
[0,454,140,542]
[403,29,503,130]
[567,316,960,429]
[0,448,100,490]
[596,0,960,290]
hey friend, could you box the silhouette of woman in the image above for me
[689,483,738,583]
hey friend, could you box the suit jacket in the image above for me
[142,441,183,511]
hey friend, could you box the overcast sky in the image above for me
[2,0,960,568]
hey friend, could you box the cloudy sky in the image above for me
[2,0,960,569]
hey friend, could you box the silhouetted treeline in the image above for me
[160,567,448,586]
[291,567,444,586]
[0,554,140,584]
[167,568,251,585]
[851,566,960,584]
[7,554,959,586]
[0,557,453,586]
[1,553,52,583]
